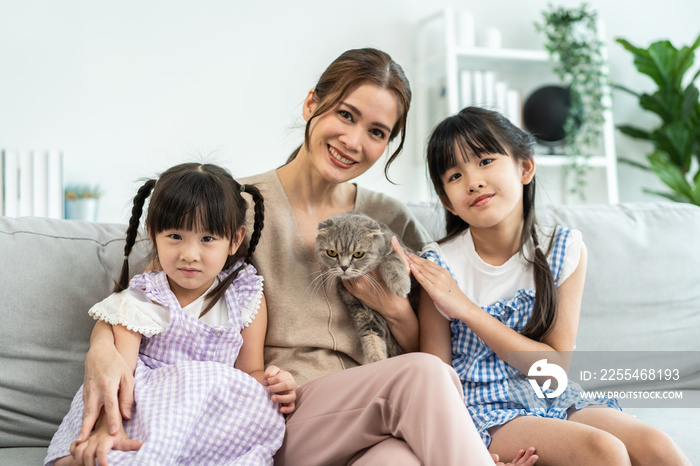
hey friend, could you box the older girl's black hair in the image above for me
[426,107,556,341]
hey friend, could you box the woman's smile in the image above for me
[328,145,357,166]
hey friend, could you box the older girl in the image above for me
[410,107,690,465]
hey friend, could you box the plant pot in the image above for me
[65,198,98,222]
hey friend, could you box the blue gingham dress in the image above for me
[45,262,285,465]
[422,226,619,446]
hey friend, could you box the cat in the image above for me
[314,211,413,363]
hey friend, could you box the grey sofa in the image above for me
[2,202,700,464]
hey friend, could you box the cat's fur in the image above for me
[314,212,412,363]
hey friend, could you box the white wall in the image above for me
[1,0,698,223]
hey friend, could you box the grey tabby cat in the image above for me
[314,211,411,363]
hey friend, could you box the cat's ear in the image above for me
[318,216,336,231]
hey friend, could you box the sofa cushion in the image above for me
[0,217,149,449]
[541,203,700,352]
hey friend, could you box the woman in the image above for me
[75,48,537,466]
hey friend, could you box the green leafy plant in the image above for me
[65,185,102,200]
[535,3,609,198]
[615,34,700,205]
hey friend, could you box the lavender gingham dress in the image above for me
[422,226,620,446]
[45,261,285,465]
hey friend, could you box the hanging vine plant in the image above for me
[535,3,609,199]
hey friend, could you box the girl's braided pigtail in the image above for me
[199,182,265,318]
[115,179,157,292]
[241,184,265,265]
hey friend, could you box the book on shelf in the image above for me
[18,150,33,217]
[32,150,49,217]
[472,70,485,108]
[2,150,19,217]
[483,70,496,109]
[457,69,523,129]
[506,89,523,128]
[47,150,63,219]
[1,148,63,218]
[459,70,472,108]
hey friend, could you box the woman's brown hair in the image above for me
[286,47,412,181]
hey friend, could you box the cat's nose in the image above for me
[340,265,349,271]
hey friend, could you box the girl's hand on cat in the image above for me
[390,236,411,275]
[263,365,297,414]
[406,253,471,321]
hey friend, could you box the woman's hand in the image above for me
[406,253,471,321]
[343,236,412,316]
[343,269,410,318]
[69,408,143,466]
[76,323,135,443]
[263,365,297,414]
[344,236,419,352]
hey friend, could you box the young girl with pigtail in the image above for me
[45,163,295,466]
[409,107,690,465]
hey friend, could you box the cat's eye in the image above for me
[326,250,338,257]
[353,252,365,259]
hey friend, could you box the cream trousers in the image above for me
[274,353,493,466]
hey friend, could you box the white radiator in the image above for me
[1,149,63,218]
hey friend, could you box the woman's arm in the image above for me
[235,293,298,413]
[343,237,419,352]
[113,324,141,375]
[408,244,587,375]
[76,320,136,443]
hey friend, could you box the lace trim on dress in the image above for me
[224,260,264,328]
[88,292,165,338]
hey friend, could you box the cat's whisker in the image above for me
[307,269,338,297]
[306,271,326,297]
[358,273,389,303]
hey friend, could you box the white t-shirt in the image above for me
[425,226,582,318]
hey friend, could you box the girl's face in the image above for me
[440,148,535,231]
[301,82,399,184]
[153,226,245,306]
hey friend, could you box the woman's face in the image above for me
[302,82,400,184]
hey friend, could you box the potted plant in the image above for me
[614,34,700,206]
[64,185,102,221]
[535,3,609,198]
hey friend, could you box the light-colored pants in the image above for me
[274,353,493,466]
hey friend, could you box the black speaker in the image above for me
[523,85,572,149]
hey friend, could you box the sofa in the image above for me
[2,201,700,464]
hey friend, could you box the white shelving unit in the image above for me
[414,8,618,204]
